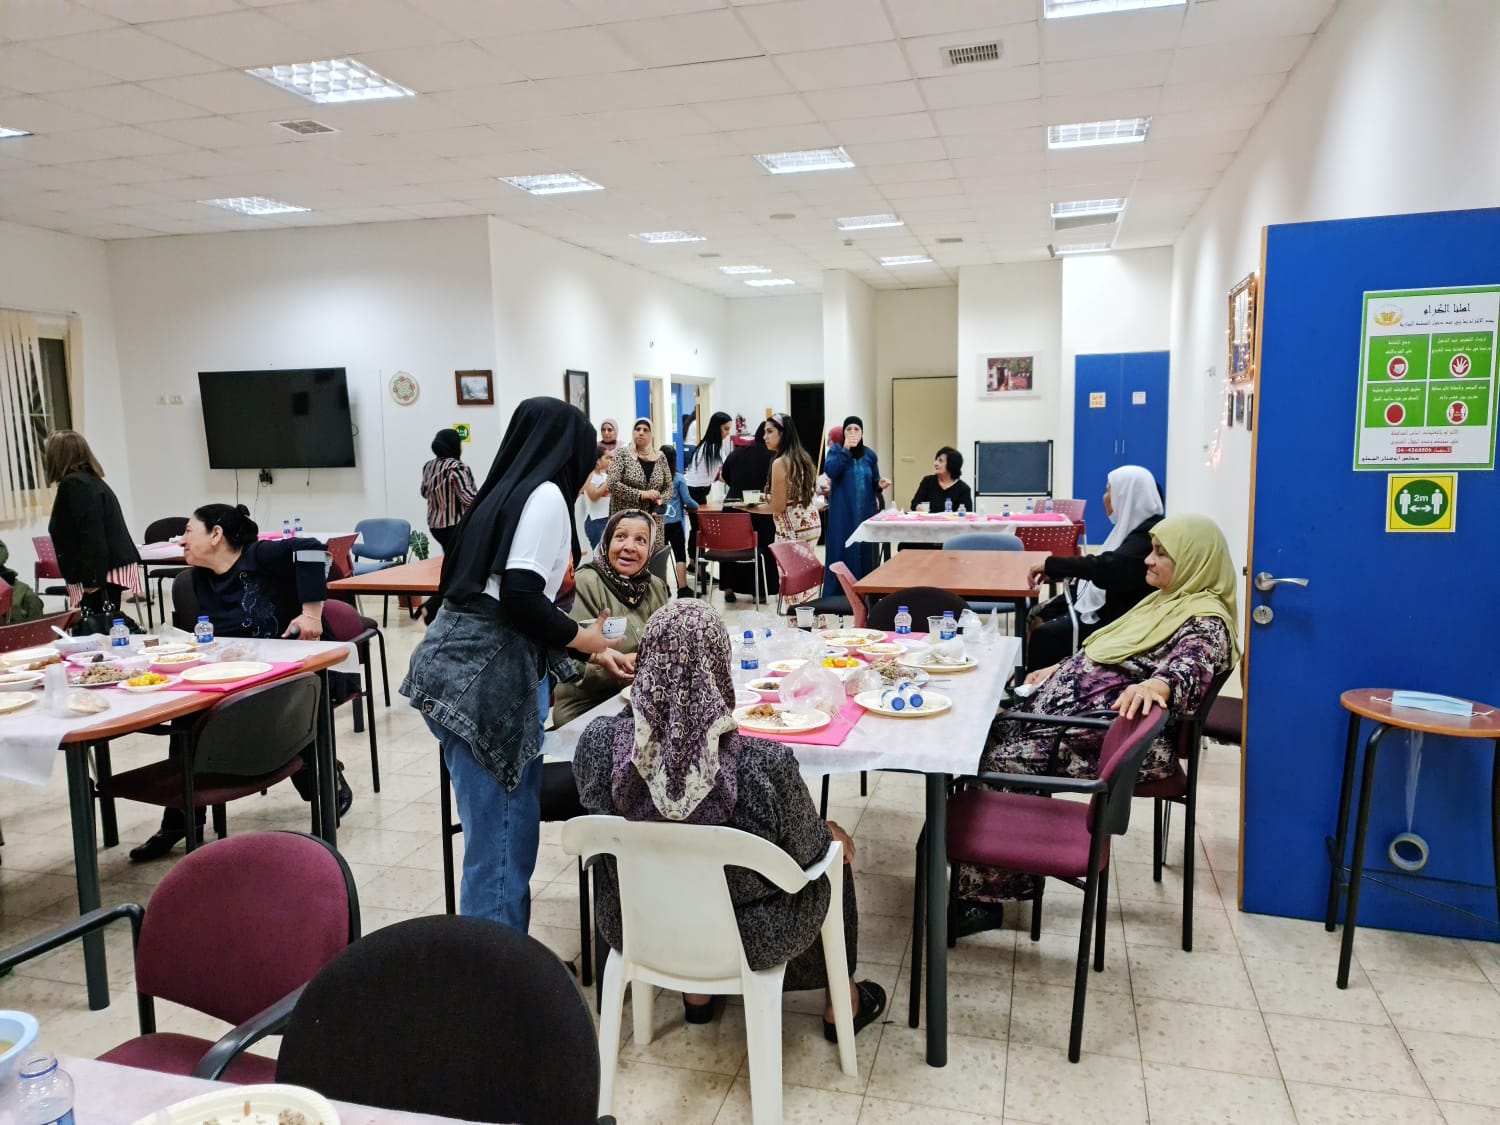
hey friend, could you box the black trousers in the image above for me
[686,485,712,559]
[430,525,458,553]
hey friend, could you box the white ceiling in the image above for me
[0,0,1335,296]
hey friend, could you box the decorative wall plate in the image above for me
[390,371,420,405]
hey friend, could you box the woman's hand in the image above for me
[878,477,892,491]
[1115,678,1170,718]
[640,489,662,503]
[1026,562,1048,589]
[283,611,323,640]
[1024,663,1059,687]
[573,613,622,655]
[592,648,635,683]
[827,820,856,867]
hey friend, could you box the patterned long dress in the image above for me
[956,615,1233,903]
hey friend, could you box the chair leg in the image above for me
[595,953,628,1119]
[577,858,593,987]
[818,775,830,819]
[382,594,390,628]
[1182,797,1196,953]
[92,742,118,849]
[630,979,656,1049]
[860,771,867,797]
[1030,877,1045,942]
[1152,799,1164,883]
[909,828,925,1027]
[362,655,380,793]
[819,858,857,1077]
[211,803,227,840]
[1093,865,1109,972]
[439,753,457,915]
[1069,870,1100,1063]
[376,632,391,707]
[742,972,787,1125]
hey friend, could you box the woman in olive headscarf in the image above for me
[952,514,1239,928]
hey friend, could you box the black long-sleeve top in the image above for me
[48,471,139,587]
[909,475,973,513]
[1042,514,1163,626]
[192,537,328,638]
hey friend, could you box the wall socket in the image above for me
[156,394,185,405]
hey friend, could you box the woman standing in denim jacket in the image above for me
[403,397,624,931]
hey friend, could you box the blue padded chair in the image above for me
[945,532,1023,626]
[351,518,411,627]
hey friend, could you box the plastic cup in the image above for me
[795,606,814,629]
[927,616,944,637]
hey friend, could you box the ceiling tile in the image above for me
[651,56,791,102]
[695,93,813,131]
[918,66,1041,109]
[724,122,836,154]
[1040,5,1185,62]
[0,94,112,133]
[0,0,121,41]
[942,126,1044,158]
[932,100,1044,135]
[829,112,936,144]
[1168,36,1312,84]
[407,0,588,37]
[263,0,462,52]
[0,43,120,93]
[1042,50,1172,97]
[1156,73,1286,113]
[31,26,219,81]
[356,42,525,92]
[49,83,206,125]
[606,9,761,68]
[802,81,924,121]
[737,0,895,53]
[144,10,338,68]
[0,132,112,163]
[1180,0,1335,46]
[140,69,307,114]
[571,0,726,20]
[60,123,192,157]
[72,0,238,21]
[1041,88,1159,124]
[883,0,1034,39]
[845,136,948,166]
[773,41,911,91]
[139,114,283,148]
[589,105,716,140]
[903,25,1040,79]
[476,27,642,80]
[428,82,565,126]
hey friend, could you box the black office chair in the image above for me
[170,568,199,632]
[866,587,970,631]
[142,516,189,630]
[276,915,608,1124]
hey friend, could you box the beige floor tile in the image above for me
[851,808,925,846]
[851,873,916,919]
[1124,946,1258,1009]
[1118,896,1236,953]
[1287,1082,1447,1125]
[865,1025,1005,1114]
[1142,1062,1296,1124]
[1006,979,1140,1060]
[1243,957,1390,1025]
[854,910,912,967]
[1228,909,1348,965]
[944,925,1018,976]
[1001,1043,1146,1125]
[620,988,750,1076]
[851,835,921,879]
[713,1077,863,1124]
[1264,1013,1427,1098]
[1113,857,1211,904]
[1368,970,1500,1038]
[354,863,446,912]
[779,1012,882,1095]
[1352,927,1487,982]
[856,1097,1005,1124]
[1436,1100,1500,1125]
[1403,1029,1500,1107]
[894,965,1010,1041]
[607,1058,733,1124]
[1134,997,1278,1077]
[1013,931,1131,996]
[331,826,428,867]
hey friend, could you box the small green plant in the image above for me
[410,530,430,560]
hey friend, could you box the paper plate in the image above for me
[0,694,35,715]
[1,646,57,668]
[733,704,831,734]
[897,653,979,674]
[861,641,909,656]
[180,661,274,684]
[135,641,192,657]
[119,675,181,694]
[767,659,806,674]
[853,690,953,718]
[0,671,43,692]
[129,1083,340,1125]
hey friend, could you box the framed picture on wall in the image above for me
[564,369,589,419]
[979,353,1037,398]
[455,369,493,406]
[1227,273,1258,386]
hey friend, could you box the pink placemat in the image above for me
[160,661,305,694]
[981,512,1072,523]
[739,698,865,747]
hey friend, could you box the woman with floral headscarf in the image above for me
[573,600,887,1037]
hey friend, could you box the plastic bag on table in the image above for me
[766,627,825,666]
[775,662,844,720]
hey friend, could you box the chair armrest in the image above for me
[994,711,1114,731]
[801,839,842,882]
[190,985,305,1081]
[0,903,144,974]
[958,771,1107,796]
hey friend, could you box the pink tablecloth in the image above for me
[165,660,305,693]
[740,697,865,747]
[871,511,1072,524]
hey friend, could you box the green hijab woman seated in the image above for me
[552,510,670,728]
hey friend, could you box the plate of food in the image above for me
[866,659,929,687]
[1,646,59,669]
[853,689,953,718]
[69,663,132,688]
[767,659,807,674]
[0,670,43,692]
[180,661,274,685]
[119,672,179,694]
[128,1084,340,1125]
[897,651,979,673]
[66,650,120,666]
[151,651,204,673]
[861,641,908,657]
[0,693,35,715]
[820,655,861,670]
[819,628,885,647]
[733,703,831,734]
[745,677,783,701]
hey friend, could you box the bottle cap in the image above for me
[112,618,124,625]
[197,615,209,621]
[743,630,754,639]
[19,1053,58,1080]
[898,605,908,613]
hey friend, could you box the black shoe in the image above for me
[823,980,887,1042]
[337,768,353,819]
[683,994,725,1025]
[950,900,1005,942]
[676,587,693,599]
[128,827,202,863]
[723,591,737,603]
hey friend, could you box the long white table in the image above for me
[846,510,1075,548]
[547,635,1023,1068]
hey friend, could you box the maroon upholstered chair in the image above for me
[909,707,1169,1062]
[694,511,762,605]
[321,599,383,792]
[827,562,867,628]
[31,535,68,603]
[0,609,81,652]
[0,831,359,1082]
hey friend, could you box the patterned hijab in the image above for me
[611,600,740,823]
[581,510,656,608]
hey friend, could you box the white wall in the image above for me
[874,287,959,463]
[0,219,132,579]
[822,271,878,442]
[1167,0,1500,566]
[716,294,822,426]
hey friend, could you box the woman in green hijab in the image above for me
[954,514,1239,927]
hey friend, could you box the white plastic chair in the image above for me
[561,815,857,1125]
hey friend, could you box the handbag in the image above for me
[777,503,822,543]
[74,601,143,637]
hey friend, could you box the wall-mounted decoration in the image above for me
[452,423,471,443]
[389,371,419,405]
[979,354,1037,398]
[564,369,590,420]
[1235,389,1246,424]
[1246,391,1255,432]
[455,369,493,406]
[1226,391,1236,428]
[1227,273,1258,385]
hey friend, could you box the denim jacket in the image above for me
[663,473,697,526]
[400,596,580,791]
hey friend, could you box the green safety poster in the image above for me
[1354,285,1499,470]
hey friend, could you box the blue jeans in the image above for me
[428,678,548,932]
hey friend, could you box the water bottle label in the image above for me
[741,659,758,671]
[896,625,910,635]
[38,1112,74,1125]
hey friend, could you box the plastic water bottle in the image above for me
[17,1053,75,1125]
[893,605,912,635]
[900,680,925,710]
[739,630,759,681]
[939,611,958,641]
[1002,502,1011,519]
[109,618,129,651]
[194,615,214,646]
[1045,498,1055,515]
[957,504,967,516]
[294,515,304,535]
[879,686,908,711]
[944,497,953,513]
[282,518,291,538]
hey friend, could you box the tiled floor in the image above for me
[3,606,1500,1124]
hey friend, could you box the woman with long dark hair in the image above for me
[821,416,890,596]
[44,430,142,625]
[684,410,731,579]
[745,412,821,606]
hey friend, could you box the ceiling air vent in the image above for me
[698,252,721,258]
[935,237,964,244]
[944,41,1001,67]
[273,118,337,136]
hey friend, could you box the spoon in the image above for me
[51,626,69,640]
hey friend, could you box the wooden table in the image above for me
[1325,689,1500,988]
[327,556,442,595]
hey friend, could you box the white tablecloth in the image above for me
[846,512,1073,548]
[545,637,1022,779]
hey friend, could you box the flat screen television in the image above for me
[198,368,356,470]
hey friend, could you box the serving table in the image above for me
[847,510,1073,548]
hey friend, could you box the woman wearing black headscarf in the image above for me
[822,416,890,596]
[420,428,477,553]
[402,397,624,932]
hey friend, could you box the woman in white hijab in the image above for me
[1023,465,1164,670]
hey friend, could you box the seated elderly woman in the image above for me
[573,600,886,1036]
[551,510,669,728]
[953,514,1238,935]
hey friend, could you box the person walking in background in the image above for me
[606,418,672,552]
[421,428,478,554]
[43,430,143,628]
[582,443,614,551]
[684,410,732,585]
[661,445,698,598]
[821,416,890,597]
[742,413,821,607]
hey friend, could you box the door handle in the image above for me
[1253,572,1310,592]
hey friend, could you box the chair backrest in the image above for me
[0,609,81,652]
[695,510,756,554]
[276,916,600,1124]
[1051,498,1087,523]
[0,577,14,621]
[325,533,357,582]
[1092,709,1171,836]
[866,586,970,631]
[191,673,321,779]
[1171,665,1234,760]
[648,546,672,585]
[320,598,369,645]
[1014,523,1083,557]
[352,518,411,562]
[767,540,823,601]
[143,516,188,544]
[946,532,1022,552]
[562,815,816,982]
[170,569,199,632]
[827,561,866,627]
[31,536,60,580]
[135,831,359,1026]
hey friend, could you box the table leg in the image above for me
[65,744,109,1010]
[924,772,949,1067]
[314,669,337,847]
[1325,712,1363,931]
[1491,741,1500,931]
[1013,597,1028,660]
[1337,723,1388,989]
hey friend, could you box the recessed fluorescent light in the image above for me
[1047,118,1151,149]
[880,255,933,266]
[1052,198,1126,219]
[246,58,414,104]
[1054,241,1112,255]
[633,230,706,244]
[1045,0,1185,18]
[755,146,854,175]
[836,213,904,231]
[201,196,309,216]
[745,278,795,287]
[499,172,604,196]
[0,126,32,139]
[720,265,771,275]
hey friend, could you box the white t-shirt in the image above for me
[483,482,572,602]
[584,471,610,520]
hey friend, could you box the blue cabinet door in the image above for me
[1118,351,1170,500]
[1073,354,1122,542]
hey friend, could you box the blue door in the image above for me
[633,379,651,430]
[1243,208,1500,939]
[1119,351,1169,498]
[1073,354,1120,542]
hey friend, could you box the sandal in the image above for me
[683,994,725,1025]
[823,979,887,1042]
